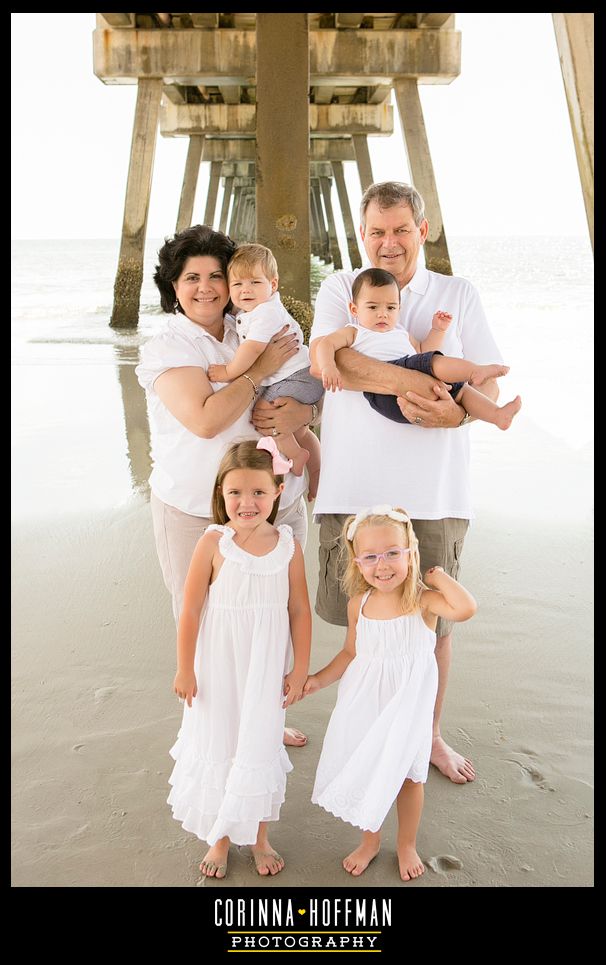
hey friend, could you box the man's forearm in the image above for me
[335,347,440,398]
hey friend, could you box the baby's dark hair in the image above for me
[351,267,400,304]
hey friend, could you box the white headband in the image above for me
[346,505,410,542]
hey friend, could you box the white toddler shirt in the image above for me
[235,291,311,386]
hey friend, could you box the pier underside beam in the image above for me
[93,27,460,85]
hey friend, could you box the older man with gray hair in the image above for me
[309,181,504,784]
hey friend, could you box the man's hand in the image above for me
[396,382,464,428]
[252,397,310,434]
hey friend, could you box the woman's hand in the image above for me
[252,397,312,435]
[396,382,463,428]
[249,325,299,382]
[174,669,198,708]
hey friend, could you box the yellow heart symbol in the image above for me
[297,909,306,915]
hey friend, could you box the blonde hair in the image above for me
[228,243,278,283]
[341,508,423,613]
[211,440,284,525]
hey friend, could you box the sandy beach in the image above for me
[11,341,593,887]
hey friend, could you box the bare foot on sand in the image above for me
[469,363,509,386]
[252,846,285,876]
[431,736,476,783]
[200,838,230,878]
[397,843,425,881]
[494,395,522,430]
[283,727,307,747]
[343,831,380,876]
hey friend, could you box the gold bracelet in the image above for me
[240,374,258,402]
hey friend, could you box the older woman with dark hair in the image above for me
[137,225,314,746]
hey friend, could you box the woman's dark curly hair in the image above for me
[153,224,237,314]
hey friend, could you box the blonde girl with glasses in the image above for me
[304,505,476,881]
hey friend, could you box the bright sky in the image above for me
[11,12,589,239]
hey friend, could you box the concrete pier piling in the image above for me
[552,13,593,252]
[109,78,162,328]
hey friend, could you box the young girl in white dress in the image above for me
[168,437,311,879]
[305,505,476,881]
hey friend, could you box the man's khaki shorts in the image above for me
[315,513,469,638]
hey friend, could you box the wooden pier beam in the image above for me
[352,134,374,192]
[176,134,203,232]
[319,175,343,270]
[256,14,310,303]
[393,78,452,275]
[552,13,594,251]
[332,160,362,269]
[110,78,162,328]
[203,161,222,227]
[218,174,233,233]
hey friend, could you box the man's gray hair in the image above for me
[360,182,425,229]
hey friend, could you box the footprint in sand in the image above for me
[72,743,85,752]
[506,757,555,792]
[94,687,115,703]
[426,855,463,874]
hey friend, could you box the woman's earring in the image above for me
[174,299,180,313]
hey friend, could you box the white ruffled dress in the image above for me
[168,524,295,845]
[312,589,438,833]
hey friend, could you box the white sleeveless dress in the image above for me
[312,589,438,833]
[168,524,295,845]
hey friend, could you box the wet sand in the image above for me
[11,352,593,888]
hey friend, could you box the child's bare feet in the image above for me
[200,838,230,878]
[468,362,509,386]
[397,843,425,881]
[494,395,522,430]
[289,447,310,478]
[431,736,475,783]
[343,831,380,876]
[283,726,307,747]
[251,846,285,876]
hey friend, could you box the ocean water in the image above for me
[11,235,593,519]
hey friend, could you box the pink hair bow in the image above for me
[256,437,293,474]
